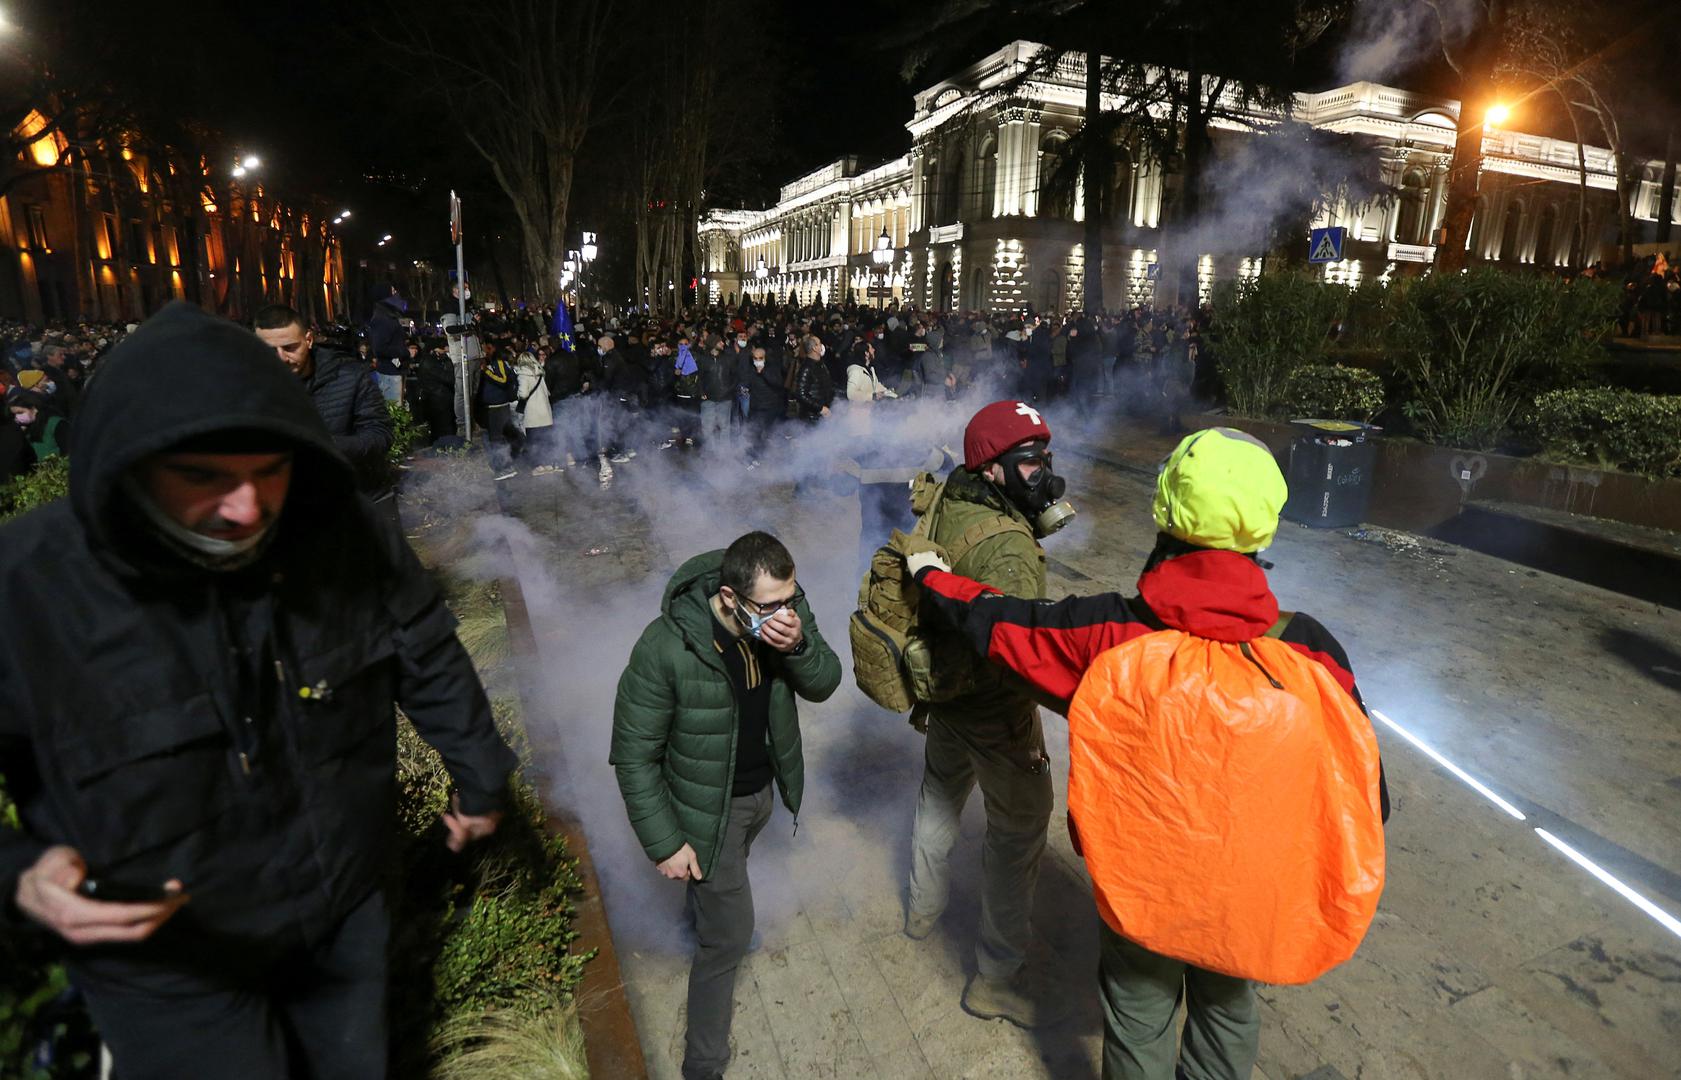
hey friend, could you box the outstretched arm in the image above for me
[913,564,1152,703]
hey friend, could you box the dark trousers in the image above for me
[417,387,456,444]
[683,786,773,1080]
[76,890,390,1080]
[483,403,523,470]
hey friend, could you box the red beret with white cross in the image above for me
[963,400,1053,470]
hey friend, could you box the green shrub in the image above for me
[432,1004,588,1080]
[1279,364,1386,422]
[0,455,71,524]
[1531,388,1681,477]
[1385,269,1617,449]
[1340,280,1391,349]
[1209,271,1347,418]
[389,399,426,464]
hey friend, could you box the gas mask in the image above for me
[995,440,1075,537]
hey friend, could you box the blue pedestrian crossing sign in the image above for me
[1308,227,1347,264]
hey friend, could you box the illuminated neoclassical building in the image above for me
[0,107,346,326]
[699,40,1674,313]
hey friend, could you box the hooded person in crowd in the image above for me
[0,301,516,1080]
[6,385,68,465]
[904,427,1389,1080]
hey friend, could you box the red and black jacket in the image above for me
[914,538,1389,818]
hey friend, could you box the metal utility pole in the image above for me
[450,190,471,439]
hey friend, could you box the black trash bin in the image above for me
[1281,419,1380,529]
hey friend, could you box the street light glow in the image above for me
[381,233,392,241]
[339,209,351,219]
[242,155,261,170]
[1486,103,1511,127]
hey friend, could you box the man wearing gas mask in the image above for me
[904,400,1075,1029]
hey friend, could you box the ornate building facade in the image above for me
[700,40,1675,312]
[0,109,346,326]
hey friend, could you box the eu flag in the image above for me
[550,300,575,353]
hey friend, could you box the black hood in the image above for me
[69,300,355,577]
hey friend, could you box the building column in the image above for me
[997,101,1041,217]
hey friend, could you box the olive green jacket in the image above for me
[926,467,1047,732]
[609,550,842,879]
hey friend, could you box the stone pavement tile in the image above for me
[865,1044,938,1080]
[910,1006,1099,1080]
[818,934,923,1056]
[1372,766,1618,973]
[868,930,974,1036]
[1446,985,1613,1079]
[1509,925,1681,1078]
[1316,909,1494,1011]
[749,939,875,1078]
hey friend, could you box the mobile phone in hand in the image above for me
[76,878,174,903]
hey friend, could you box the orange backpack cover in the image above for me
[1067,630,1385,984]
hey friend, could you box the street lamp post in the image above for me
[870,226,894,308]
[755,254,769,305]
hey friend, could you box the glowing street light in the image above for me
[755,255,768,280]
[339,209,351,219]
[381,233,392,242]
[1485,103,1511,127]
[581,231,598,262]
[231,165,247,179]
[241,155,261,170]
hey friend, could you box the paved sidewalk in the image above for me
[497,437,1681,1080]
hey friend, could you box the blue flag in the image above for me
[550,300,575,353]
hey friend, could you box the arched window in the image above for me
[1534,205,1557,266]
[1499,200,1524,262]
[1109,146,1135,225]
[1039,132,1075,220]
[1396,170,1429,245]
[941,150,965,226]
[976,135,998,220]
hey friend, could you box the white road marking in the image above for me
[1369,708,1681,943]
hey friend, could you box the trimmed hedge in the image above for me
[1279,364,1385,423]
[1531,388,1681,477]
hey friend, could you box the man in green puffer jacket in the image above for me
[611,531,841,1080]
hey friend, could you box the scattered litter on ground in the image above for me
[582,546,612,557]
[1345,527,1457,572]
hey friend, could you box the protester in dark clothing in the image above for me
[414,341,458,445]
[740,346,785,467]
[787,335,834,423]
[478,342,522,480]
[0,301,514,1080]
[6,386,68,464]
[1069,315,1105,419]
[254,305,393,500]
[366,291,409,403]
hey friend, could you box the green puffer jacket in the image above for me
[610,550,842,879]
[926,467,1047,732]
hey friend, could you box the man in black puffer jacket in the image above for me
[0,301,515,1080]
[255,304,392,501]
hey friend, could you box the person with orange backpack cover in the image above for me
[904,427,1390,1079]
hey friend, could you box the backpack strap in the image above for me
[1263,612,1295,639]
[945,514,1034,570]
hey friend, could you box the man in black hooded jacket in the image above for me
[254,304,392,499]
[0,301,516,1079]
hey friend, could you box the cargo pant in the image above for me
[683,785,775,1080]
[907,710,1053,979]
[1098,925,1259,1080]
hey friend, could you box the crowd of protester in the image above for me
[1,321,136,488]
[441,296,1215,483]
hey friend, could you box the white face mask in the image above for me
[753,359,766,370]
[124,478,276,569]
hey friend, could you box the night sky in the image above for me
[36,0,1681,278]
